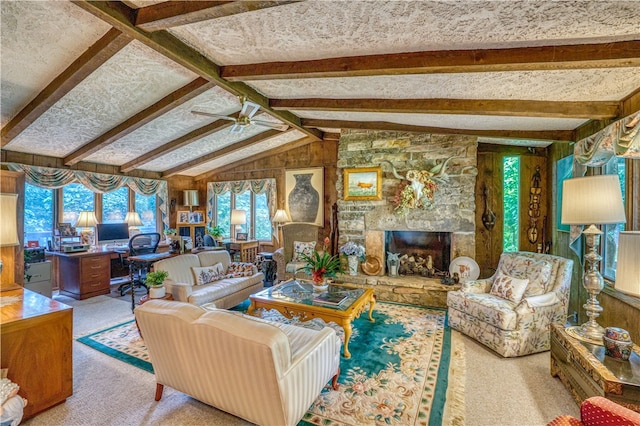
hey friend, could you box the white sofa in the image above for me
[152,250,263,308]
[135,299,341,426]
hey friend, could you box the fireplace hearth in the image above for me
[385,231,451,276]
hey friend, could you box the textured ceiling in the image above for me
[1,0,639,179]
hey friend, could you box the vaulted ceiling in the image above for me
[2,1,639,180]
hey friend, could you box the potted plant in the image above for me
[145,270,168,298]
[299,251,344,291]
[339,241,366,276]
[207,225,224,243]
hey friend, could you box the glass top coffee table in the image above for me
[247,279,376,358]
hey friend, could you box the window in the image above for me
[212,190,272,241]
[102,187,128,223]
[135,193,157,234]
[603,157,626,280]
[503,156,520,252]
[62,183,95,226]
[23,183,54,247]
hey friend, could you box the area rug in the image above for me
[77,302,465,425]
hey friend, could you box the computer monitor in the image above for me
[96,223,130,246]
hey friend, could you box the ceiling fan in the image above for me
[192,96,289,133]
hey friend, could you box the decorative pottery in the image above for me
[347,255,359,276]
[288,173,319,223]
[149,286,166,299]
[313,283,329,292]
[603,327,633,361]
[361,255,382,276]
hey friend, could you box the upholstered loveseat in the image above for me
[152,250,263,308]
[135,299,341,426]
[447,251,573,357]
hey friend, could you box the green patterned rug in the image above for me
[77,302,465,425]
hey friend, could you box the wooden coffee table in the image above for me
[247,280,376,358]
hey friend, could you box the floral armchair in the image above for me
[447,252,573,357]
[272,223,320,283]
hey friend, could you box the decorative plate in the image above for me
[449,256,480,282]
[361,255,382,276]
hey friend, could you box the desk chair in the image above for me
[118,232,161,296]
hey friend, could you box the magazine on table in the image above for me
[313,292,348,307]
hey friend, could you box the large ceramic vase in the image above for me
[347,255,359,276]
[288,173,319,223]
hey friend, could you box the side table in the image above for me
[259,252,276,287]
[550,323,640,412]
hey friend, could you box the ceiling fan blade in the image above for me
[230,123,244,133]
[251,120,289,132]
[240,100,261,119]
[191,110,236,122]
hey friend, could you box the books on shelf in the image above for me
[313,292,347,307]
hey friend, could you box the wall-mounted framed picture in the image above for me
[284,167,324,226]
[556,155,573,232]
[189,211,204,224]
[343,167,382,201]
[177,211,190,224]
[235,232,248,241]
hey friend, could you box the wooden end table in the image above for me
[247,280,376,358]
[550,323,640,412]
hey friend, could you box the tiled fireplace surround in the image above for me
[335,130,477,307]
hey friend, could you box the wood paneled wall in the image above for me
[475,144,548,278]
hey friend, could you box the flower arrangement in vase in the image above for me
[339,241,366,276]
[299,251,343,290]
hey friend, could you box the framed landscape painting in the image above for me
[284,167,324,226]
[344,167,382,201]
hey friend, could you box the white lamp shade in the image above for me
[615,231,640,297]
[124,211,144,227]
[75,211,98,228]
[0,193,19,247]
[561,175,626,225]
[272,209,291,224]
[230,209,247,225]
[183,190,199,207]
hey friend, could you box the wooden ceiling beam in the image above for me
[64,77,215,166]
[301,118,574,142]
[221,40,640,81]
[119,113,239,173]
[135,1,300,32]
[73,1,322,141]
[573,86,640,141]
[1,28,131,147]
[162,129,285,177]
[194,136,314,181]
[272,98,620,119]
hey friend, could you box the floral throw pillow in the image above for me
[226,262,254,278]
[292,241,316,262]
[500,256,552,297]
[490,270,529,303]
[191,262,224,286]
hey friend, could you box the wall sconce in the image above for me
[183,190,199,212]
[615,231,640,298]
[0,193,19,277]
[230,209,246,239]
[75,211,98,247]
[124,211,144,237]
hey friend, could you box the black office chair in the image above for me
[203,234,218,247]
[118,232,161,296]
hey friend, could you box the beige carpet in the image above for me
[23,294,579,426]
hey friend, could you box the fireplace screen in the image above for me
[385,231,451,277]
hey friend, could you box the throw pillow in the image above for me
[291,241,316,262]
[490,270,529,303]
[192,263,224,286]
[227,262,254,278]
[500,256,552,297]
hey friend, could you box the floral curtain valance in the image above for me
[6,163,170,228]
[207,178,277,240]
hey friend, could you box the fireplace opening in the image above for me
[385,231,451,276]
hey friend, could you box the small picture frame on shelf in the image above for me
[189,211,204,224]
[235,232,248,241]
[177,211,190,224]
[57,222,75,237]
[26,240,39,248]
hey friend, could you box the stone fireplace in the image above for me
[334,130,478,306]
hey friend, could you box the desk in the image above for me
[224,239,259,263]
[127,252,175,312]
[49,250,112,299]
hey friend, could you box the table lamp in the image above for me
[75,211,98,246]
[0,193,19,279]
[615,231,640,297]
[183,190,199,212]
[230,209,246,239]
[561,174,626,342]
[124,211,144,237]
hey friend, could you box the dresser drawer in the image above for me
[80,255,110,273]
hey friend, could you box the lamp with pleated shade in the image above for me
[0,193,19,279]
[615,231,640,298]
[75,211,98,246]
[124,211,144,237]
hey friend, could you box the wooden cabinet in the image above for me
[1,288,73,420]
[177,223,206,245]
[24,260,52,297]
[54,251,111,299]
